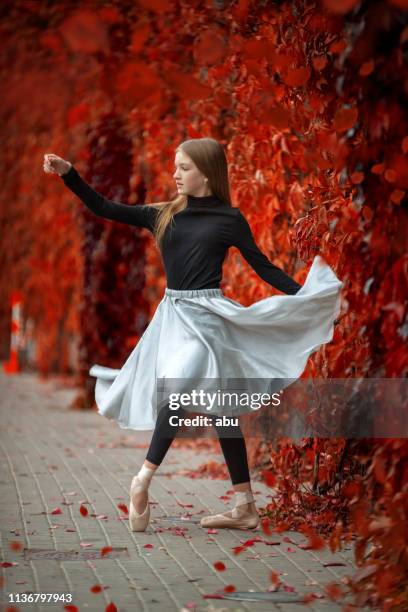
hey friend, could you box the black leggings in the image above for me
[145,404,250,485]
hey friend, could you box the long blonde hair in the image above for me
[148,137,233,247]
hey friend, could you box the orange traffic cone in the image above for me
[3,290,23,374]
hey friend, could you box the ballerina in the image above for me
[44,138,342,532]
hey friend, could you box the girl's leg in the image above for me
[208,415,258,521]
[212,417,251,486]
[145,403,184,466]
[132,403,183,512]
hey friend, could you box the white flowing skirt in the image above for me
[89,255,343,430]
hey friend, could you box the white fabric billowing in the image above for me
[89,255,343,430]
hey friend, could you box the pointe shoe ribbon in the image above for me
[129,475,150,532]
[200,491,259,530]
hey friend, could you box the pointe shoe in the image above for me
[129,466,155,532]
[129,475,150,531]
[200,491,260,530]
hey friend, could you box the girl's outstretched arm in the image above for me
[230,209,302,295]
[60,165,158,232]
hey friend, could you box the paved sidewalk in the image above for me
[1,370,358,612]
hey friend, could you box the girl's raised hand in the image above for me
[43,153,72,176]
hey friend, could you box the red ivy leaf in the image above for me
[384,169,397,183]
[324,582,343,600]
[371,162,385,175]
[282,66,311,87]
[351,171,364,184]
[322,0,360,15]
[79,504,88,517]
[213,561,226,571]
[117,503,128,515]
[390,190,404,205]
[98,6,122,24]
[333,106,358,132]
[262,470,276,487]
[359,60,375,76]
[312,55,328,70]
[373,456,387,483]
[241,539,256,547]
[270,570,281,585]
[260,518,272,535]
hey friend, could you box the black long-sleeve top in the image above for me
[60,165,302,294]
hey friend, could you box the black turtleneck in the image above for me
[60,165,302,294]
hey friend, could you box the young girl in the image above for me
[44,138,342,533]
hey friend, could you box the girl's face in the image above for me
[173,150,211,197]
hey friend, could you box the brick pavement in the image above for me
[0,370,360,612]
